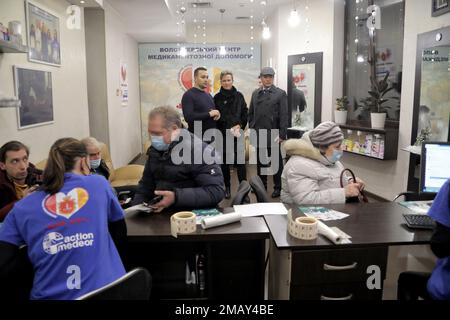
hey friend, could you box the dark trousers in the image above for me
[256,147,283,191]
[222,164,246,188]
[221,132,247,188]
[397,272,432,300]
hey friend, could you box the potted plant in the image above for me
[359,71,395,129]
[335,96,349,124]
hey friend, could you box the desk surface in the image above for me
[265,202,432,250]
[125,209,270,242]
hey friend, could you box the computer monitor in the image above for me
[420,142,450,194]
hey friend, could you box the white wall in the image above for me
[0,0,89,163]
[262,0,345,122]
[84,8,109,146]
[342,0,450,200]
[103,0,141,167]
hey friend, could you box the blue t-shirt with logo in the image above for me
[427,179,450,300]
[0,173,126,300]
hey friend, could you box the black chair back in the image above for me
[393,191,436,202]
[231,180,251,205]
[249,176,271,203]
[77,267,151,300]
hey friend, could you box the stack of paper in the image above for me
[299,207,349,221]
[192,208,222,225]
[399,201,433,215]
[233,203,288,217]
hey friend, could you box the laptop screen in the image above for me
[420,142,450,193]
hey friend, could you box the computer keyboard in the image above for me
[403,214,436,230]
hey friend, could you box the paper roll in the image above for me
[318,220,342,244]
[171,211,197,238]
[287,210,318,240]
[201,212,242,229]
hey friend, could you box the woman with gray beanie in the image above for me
[280,121,365,205]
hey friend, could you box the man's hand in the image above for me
[209,110,221,121]
[151,190,176,212]
[274,136,284,144]
[230,125,241,137]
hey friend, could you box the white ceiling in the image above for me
[106,0,291,42]
[67,0,102,7]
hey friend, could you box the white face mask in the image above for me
[89,158,101,169]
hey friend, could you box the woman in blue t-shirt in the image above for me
[397,178,450,300]
[0,138,126,300]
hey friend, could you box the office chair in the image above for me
[99,143,144,189]
[231,180,251,205]
[393,191,435,202]
[0,245,34,301]
[249,176,271,203]
[77,267,152,300]
[397,271,431,300]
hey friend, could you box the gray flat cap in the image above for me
[260,67,275,76]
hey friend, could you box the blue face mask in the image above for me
[151,135,170,151]
[89,158,101,169]
[327,149,343,163]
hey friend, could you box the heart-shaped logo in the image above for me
[42,188,89,219]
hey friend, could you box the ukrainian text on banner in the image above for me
[138,43,261,143]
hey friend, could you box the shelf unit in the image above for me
[0,39,28,53]
[339,121,399,160]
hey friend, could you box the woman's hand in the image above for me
[345,183,360,198]
[355,177,365,191]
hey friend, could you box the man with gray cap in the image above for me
[280,121,365,205]
[248,67,288,198]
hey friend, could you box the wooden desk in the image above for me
[265,202,433,300]
[124,209,269,300]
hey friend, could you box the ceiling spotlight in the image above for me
[288,9,300,27]
[180,6,186,14]
[80,0,85,4]
[357,55,364,63]
[260,1,267,5]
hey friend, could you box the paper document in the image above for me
[192,208,222,225]
[124,204,152,214]
[399,201,433,215]
[299,206,349,221]
[233,203,288,217]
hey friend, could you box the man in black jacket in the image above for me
[248,67,288,198]
[181,67,220,142]
[133,106,225,211]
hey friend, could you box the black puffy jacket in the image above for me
[133,130,225,209]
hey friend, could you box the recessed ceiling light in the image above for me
[80,0,85,3]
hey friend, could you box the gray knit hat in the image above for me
[309,121,344,147]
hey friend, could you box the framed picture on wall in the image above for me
[25,0,61,66]
[432,0,450,17]
[14,66,54,129]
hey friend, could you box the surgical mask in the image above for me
[89,158,101,169]
[327,149,343,163]
[151,135,170,151]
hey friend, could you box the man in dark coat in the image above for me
[248,67,288,198]
[133,106,225,211]
[0,141,43,221]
